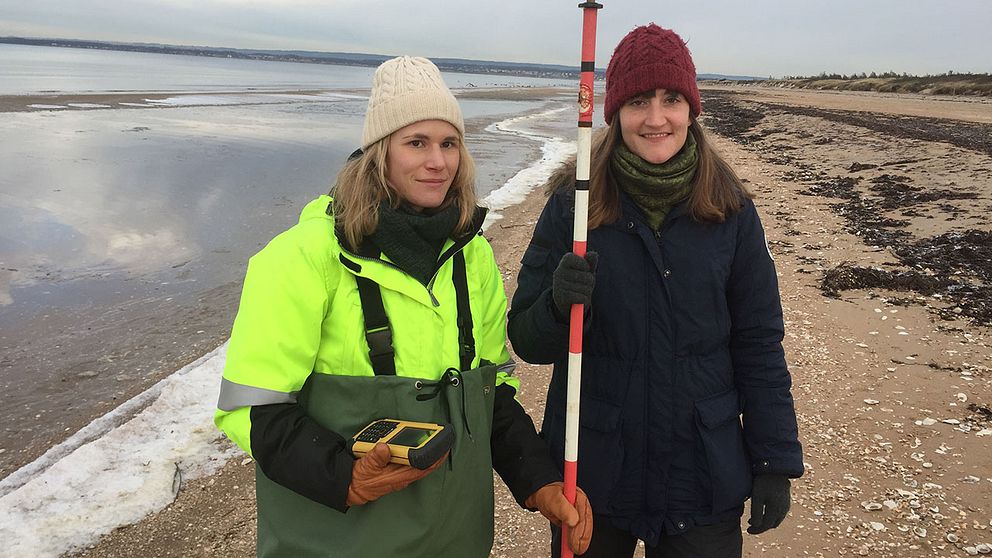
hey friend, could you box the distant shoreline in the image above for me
[1,36,763,83]
[705,73,992,97]
[0,36,593,80]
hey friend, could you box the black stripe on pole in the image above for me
[577,2,603,8]
[578,121,593,127]
[580,61,595,72]
[575,179,590,191]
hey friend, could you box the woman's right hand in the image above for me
[551,251,599,318]
[346,443,445,506]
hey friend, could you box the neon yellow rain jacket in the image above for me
[215,195,518,455]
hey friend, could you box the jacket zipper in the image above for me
[342,232,477,308]
[425,236,475,307]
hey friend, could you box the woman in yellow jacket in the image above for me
[214,56,591,557]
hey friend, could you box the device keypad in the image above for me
[355,420,399,442]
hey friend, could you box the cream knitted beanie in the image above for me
[361,56,464,148]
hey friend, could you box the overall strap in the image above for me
[355,275,397,376]
[451,252,476,371]
[354,251,475,375]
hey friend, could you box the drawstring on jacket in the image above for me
[416,368,473,442]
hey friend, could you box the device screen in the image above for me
[389,427,434,447]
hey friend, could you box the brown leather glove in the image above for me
[346,443,445,506]
[525,481,593,555]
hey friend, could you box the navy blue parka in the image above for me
[507,185,803,546]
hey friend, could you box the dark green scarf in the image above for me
[370,202,460,286]
[611,132,698,231]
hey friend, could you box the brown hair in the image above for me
[331,133,478,250]
[547,117,751,229]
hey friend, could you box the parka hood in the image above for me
[298,195,335,225]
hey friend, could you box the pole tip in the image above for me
[577,2,603,9]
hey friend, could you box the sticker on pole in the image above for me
[578,83,593,116]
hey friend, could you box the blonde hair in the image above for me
[331,133,478,250]
[548,118,752,228]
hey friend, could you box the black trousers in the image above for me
[551,515,743,558]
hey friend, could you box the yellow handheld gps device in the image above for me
[350,419,453,470]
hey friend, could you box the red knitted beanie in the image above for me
[604,24,702,123]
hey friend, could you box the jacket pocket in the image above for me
[520,242,551,268]
[547,396,624,510]
[694,388,752,513]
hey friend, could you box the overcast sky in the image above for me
[1,0,989,78]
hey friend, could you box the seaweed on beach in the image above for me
[895,230,992,282]
[848,162,878,172]
[968,402,992,423]
[820,262,952,298]
[868,174,978,210]
[832,197,912,244]
[795,172,992,323]
[820,232,992,325]
[698,91,766,141]
[701,88,992,324]
[940,283,992,324]
[796,176,913,246]
[702,89,992,155]
[756,102,992,156]
[798,176,860,199]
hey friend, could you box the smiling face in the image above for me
[385,120,461,212]
[618,88,692,165]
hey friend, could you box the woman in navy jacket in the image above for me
[507,24,803,558]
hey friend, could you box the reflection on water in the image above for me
[0,95,557,322]
[0,98,366,319]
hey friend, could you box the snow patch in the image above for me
[482,107,575,229]
[0,342,240,557]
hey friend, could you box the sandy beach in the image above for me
[35,85,992,556]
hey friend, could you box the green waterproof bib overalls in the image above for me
[255,251,498,557]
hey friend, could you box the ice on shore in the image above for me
[483,106,575,226]
[0,343,239,557]
[143,91,365,107]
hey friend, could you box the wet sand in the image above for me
[36,86,992,556]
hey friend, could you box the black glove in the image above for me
[551,251,598,319]
[747,474,791,535]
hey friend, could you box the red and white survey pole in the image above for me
[562,2,601,557]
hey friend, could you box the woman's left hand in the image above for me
[747,474,791,534]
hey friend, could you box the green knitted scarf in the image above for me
[370,202,460,286]
[611,132,698,231]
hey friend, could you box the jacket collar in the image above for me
[334,203,487,256]
[612,192,690,233]
[335,205,488,306]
